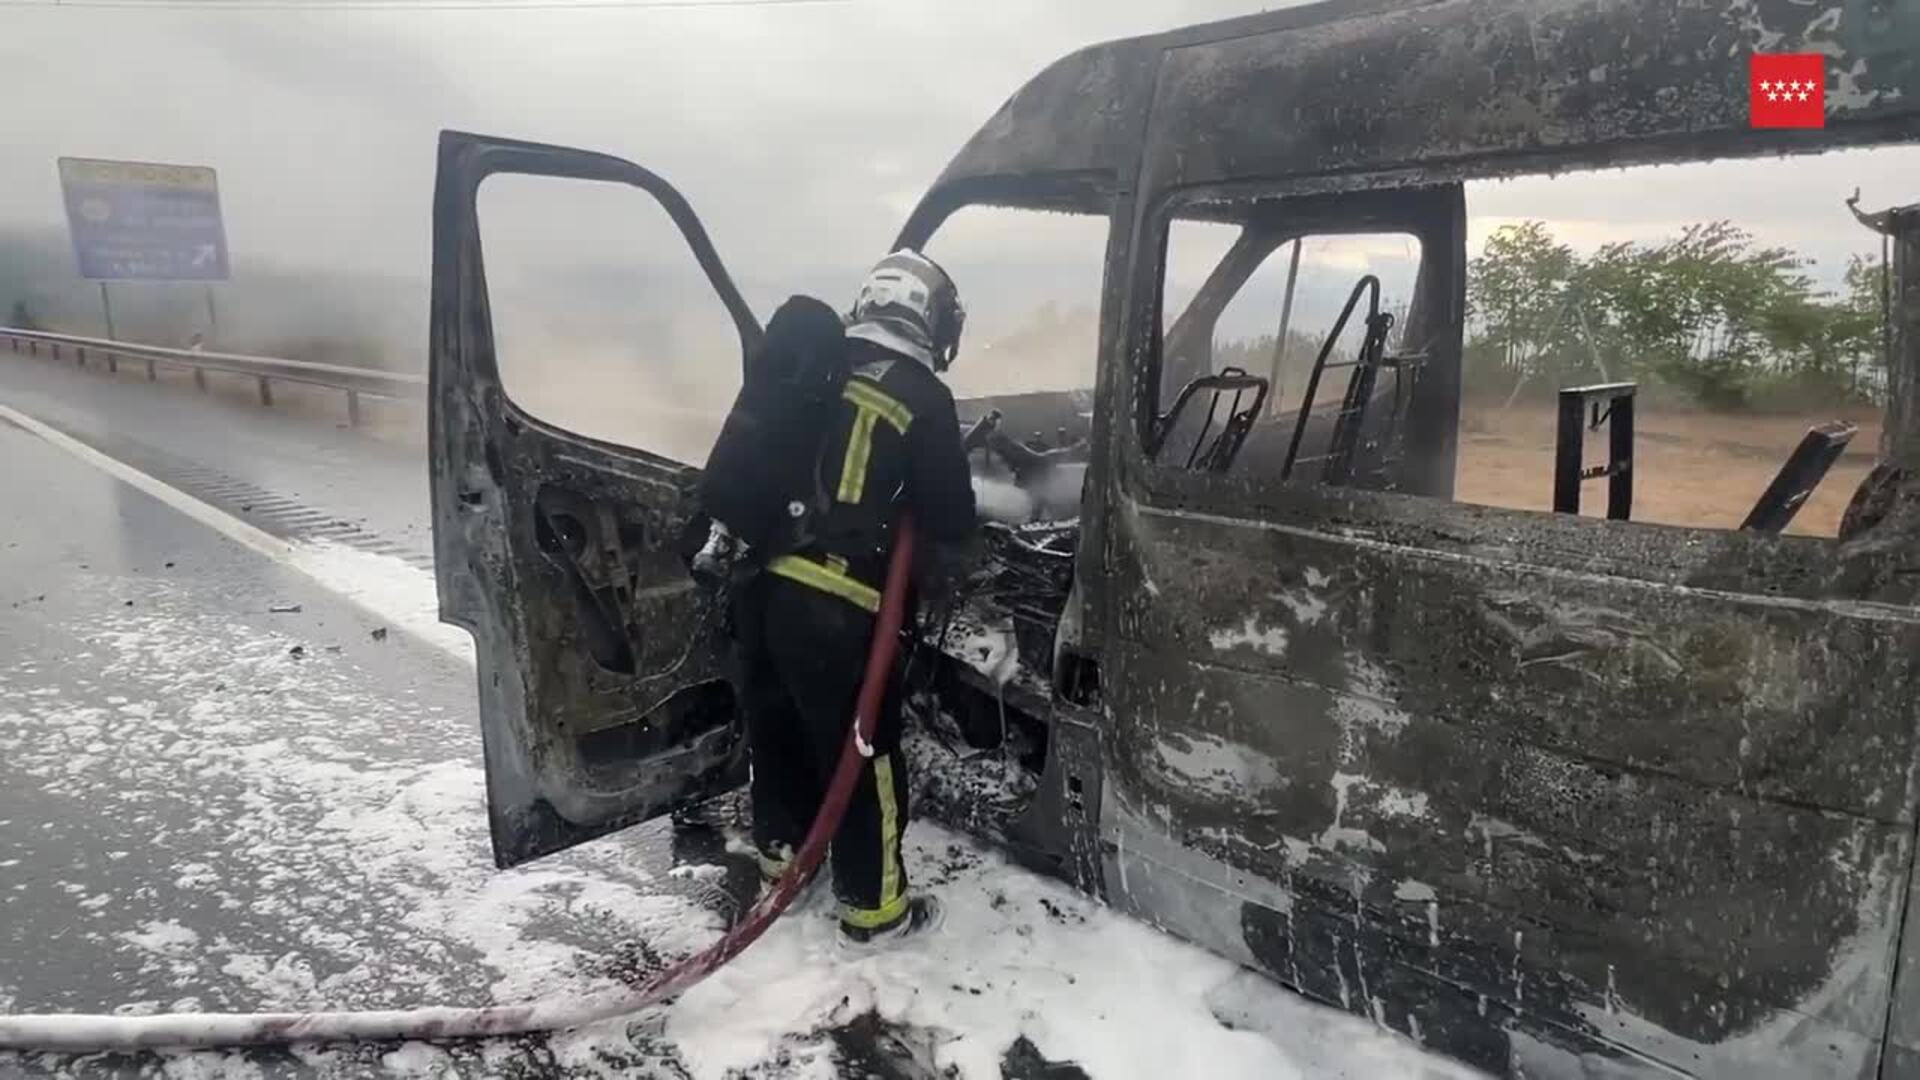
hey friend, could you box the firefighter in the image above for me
[732,249,978,945]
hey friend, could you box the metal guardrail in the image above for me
[0,326,424,426]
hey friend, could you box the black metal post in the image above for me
[1608,393,1634,521]
[1741,421,1859,533]
[1554,382,1637,519]
[1553,392,1584,514]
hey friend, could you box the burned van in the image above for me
[428,1,1920,1075]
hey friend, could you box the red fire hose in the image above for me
[0,519,920,1052]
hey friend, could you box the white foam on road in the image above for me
[660,832,1480,1080]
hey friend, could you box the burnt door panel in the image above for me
[1103,490,1920,1078]
[429,130,761,868]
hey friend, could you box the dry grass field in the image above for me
[1454,403,1882,537]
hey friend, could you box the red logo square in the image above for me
[1749,53,1825,129]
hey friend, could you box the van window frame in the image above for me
[1123,180,1469,513]
[1118,175,1863,559]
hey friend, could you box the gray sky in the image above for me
[7,0,1913,277]
[3,0,1915,432]
[0,0,1257,281]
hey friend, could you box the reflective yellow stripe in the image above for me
[875,753,902,910]
[843,379,912,434]
[767,554,880,613]
[835,379,911,506]
[838,407,879,503]
[842,892,910,929]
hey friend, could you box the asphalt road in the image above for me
[0,366,762,1077]
[0,350,433,563]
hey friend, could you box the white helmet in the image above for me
[845,249,966,372]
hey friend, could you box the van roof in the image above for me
[917,0,1920,217]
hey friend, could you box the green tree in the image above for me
[1463,219,1890,411]
[1466,222,1582,397]
[1834,253,1886,401]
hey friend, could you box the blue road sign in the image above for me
[57,157,230,282]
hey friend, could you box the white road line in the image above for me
[0,400,474,665]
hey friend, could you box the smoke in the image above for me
[1029,463,1087,519]
[972,477,1035,524]
[971,462,1086,525]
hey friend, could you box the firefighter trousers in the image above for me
[733,573,911,930]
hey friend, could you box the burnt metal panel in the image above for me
[1141,0,1920,195]
[1862,202,1920,1077]
[1889,206,1920,468]
[927,0,1920,217]
[918,38,1158,191]
[1101,497,1920,1077]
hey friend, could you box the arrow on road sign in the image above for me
[190,243,217,268]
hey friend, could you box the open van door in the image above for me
[428,130,762,868]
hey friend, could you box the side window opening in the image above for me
[1159,217,1426,488]
[1452,155,1906,538]
[1146,149,1911,541]
[477,173,744,465]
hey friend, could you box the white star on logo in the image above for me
[1767,91,1780,101]
[1797,89,1811,101]
[1759,80,1773,92]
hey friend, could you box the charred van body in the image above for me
[428,1,1920,1075]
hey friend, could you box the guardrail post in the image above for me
[346,390,362,427]
[257,376,273,407]
[194,368,207,392]
[145,358,156,381]
[27,340,37,356]
[106,352,118,375]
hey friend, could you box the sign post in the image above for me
[99,282,117,341]
[57,157,230,345]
